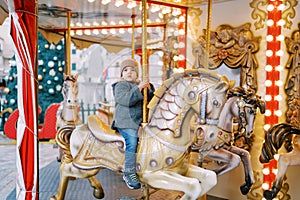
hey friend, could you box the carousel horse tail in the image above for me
[260,123,300,163]
[56,125,76,163]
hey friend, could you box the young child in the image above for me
[111,58,155,189]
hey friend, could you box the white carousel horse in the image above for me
[260,123,300,200]
[51,68,235,200]
[55,74,82,161]
[192,86,265,195]
[56,73,82,128]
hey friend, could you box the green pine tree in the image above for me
[4,33,65,124]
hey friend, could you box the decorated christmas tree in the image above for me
[4,33,65,123]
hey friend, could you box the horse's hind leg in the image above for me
[88,176,104,199]
[185,165,217,196]
[50,164,71,200]
[142,170,205,200]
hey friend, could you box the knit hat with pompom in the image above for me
[120,58,139,77]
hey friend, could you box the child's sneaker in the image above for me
[123,173,141,189]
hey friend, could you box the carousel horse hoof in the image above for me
[240,182,252,195]
[263,189,277,200]
[93,188,105,199]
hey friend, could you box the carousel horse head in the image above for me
[225,86,265,137]
[62,73,79,108]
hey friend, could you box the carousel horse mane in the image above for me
[260,123,300,163]
[147,68,233,124]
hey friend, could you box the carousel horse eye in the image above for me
[67,99,71,103]
[213,99,219,106]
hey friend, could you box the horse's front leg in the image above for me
[206,148,240,176]
[227,146,254,195]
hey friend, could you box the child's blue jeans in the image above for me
[117,128,138,172]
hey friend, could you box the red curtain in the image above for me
[8,0,38,199]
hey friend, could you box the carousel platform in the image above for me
[6,160,227,200]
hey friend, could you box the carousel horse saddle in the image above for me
[87,115,125,144]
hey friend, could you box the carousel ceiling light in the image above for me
[274,110,282,117]
[275,80,283,86]
[115,0,124,7]
[84,30,91,35]
[266,35,274,42]
[267,19,274,26]
[277,4,285,11]
[101,21,108,26]
[265,80,272,86]
[262,168,270,175]
[277,19,285,26]
[119,20,125,25]
[265,95,272,101]
[265,109,272,116]
[119,28,125,34]
[274,95,282,101]
[272,168,278,175]
[70,22,75,27]
[88,0,95,2]
[262,183,270,190]
[179,16,185,22]
[70,30,75,36]
[93,22,99,26]
[92,29,99,35]
[179,29,185,35]
[264,124,271,131]
[265,64,273,71]
[127,1,137,9]
[267,4,275,11]
[110,29,116,34]
[76,30,83,35]
[84,22,91,26]
[275,65,283,71]
[101,29,108,34]
[76,22,83,27]
[276,35,284,41]
[102,0,111,5]
[266,50,273,57]
[275,50,284,56]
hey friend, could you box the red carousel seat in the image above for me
[4,104,60,139]
[38,103,60,139]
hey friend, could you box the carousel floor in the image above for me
[6,160,227,200]
[0,135,227,200]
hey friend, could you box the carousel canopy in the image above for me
[0,0,233,52]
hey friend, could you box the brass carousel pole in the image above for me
[131,9,136,58]
[205,0,212,69]
[65,11,71,75]
[141,0,149,199]
[198,1,212,200]
[142,0,148,124]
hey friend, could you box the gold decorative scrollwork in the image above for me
[282,0,298,29]
[250,0,268,30]
[285,23,300,127]
[193,23,261,92]
[250,0,298,30]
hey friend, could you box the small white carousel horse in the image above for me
[56,73,82,128]
[192,86,265,195]
[55,74,82,161]
[260,123,300,200]
[51,69,235,200]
